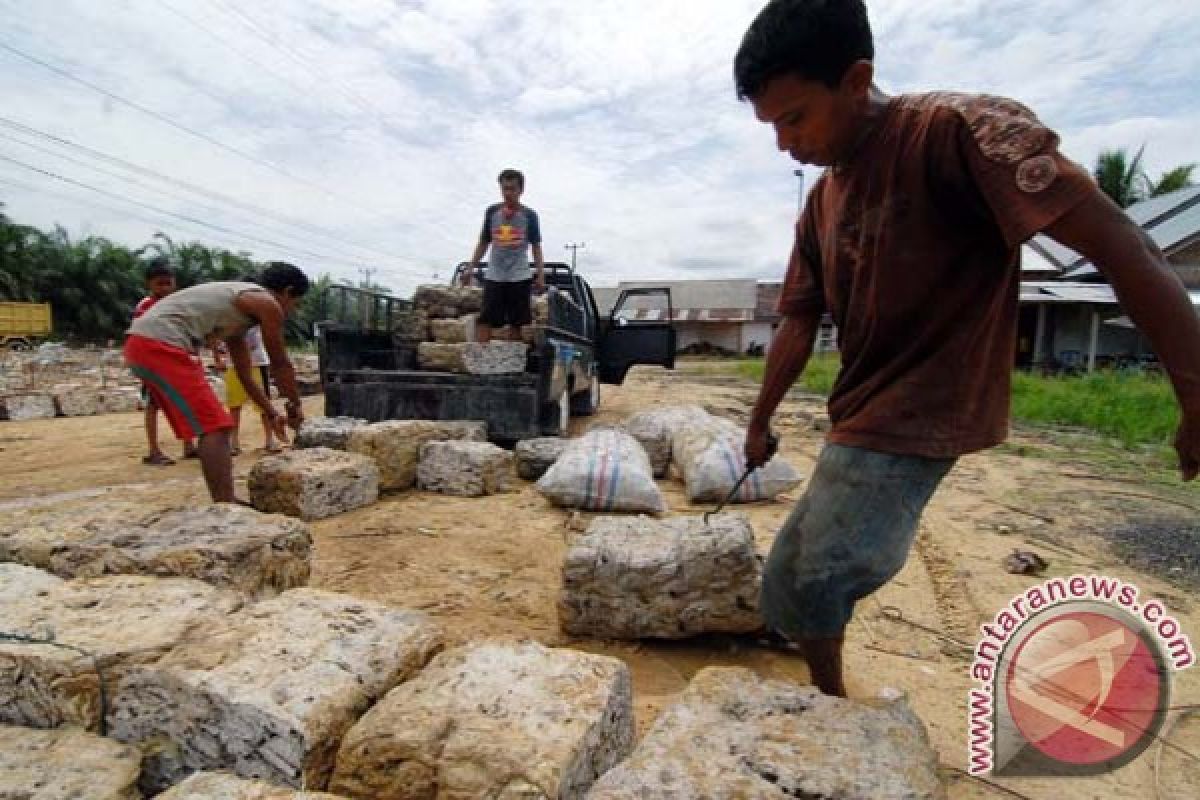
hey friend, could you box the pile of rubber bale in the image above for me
[0,501,943,800]
[0,345,142,421]
[392,284,532,375]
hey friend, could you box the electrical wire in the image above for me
[0,35,457,250]
[0,114,430,267]
[0,161,382,273]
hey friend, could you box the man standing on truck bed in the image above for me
[464,168,546,343]
[736,0,1200,698]
[124,263,310,504]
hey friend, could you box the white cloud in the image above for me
[0,0,1197,294]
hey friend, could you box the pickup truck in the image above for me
[0,302,52,349]
[318,262,676,440]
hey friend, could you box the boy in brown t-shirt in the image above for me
[735,0,1200,697]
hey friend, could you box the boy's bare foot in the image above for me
[142,452,175,466]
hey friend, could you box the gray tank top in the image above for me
[129,281,261,353]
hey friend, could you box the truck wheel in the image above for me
[571,374,600,416]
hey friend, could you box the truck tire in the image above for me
[570,374,600,416]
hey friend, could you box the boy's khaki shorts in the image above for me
[761,443,956,639]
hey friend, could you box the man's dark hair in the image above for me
[734,0,874,99]
[259,261,310,297]
[497,168,525,190]
[143,257,173,281]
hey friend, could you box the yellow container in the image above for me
[0,302,53,348]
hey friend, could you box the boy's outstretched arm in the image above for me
[1043,189,1200,480]
[746,310,823,468]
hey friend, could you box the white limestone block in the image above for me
[515,437,569,481]
[587,668,944,800]
[110,589,443,793]
[156,771,349,799]
[294,417,368,450]
[0,392,57,420]
[416,440,514,497]
[330,640,633,800]
[461,341,527,375]
[52,384,101,417]
[392,309,430,343]
[347,419,487,491]
[99,387,142,414]
[429,313,476,343]
[0,503,312,597]
[559,514,762,639]
[0,566,241,732]
[0,724,143,799]
[413,285,483,319]
[248,448,380,520]
[416,341,466,372]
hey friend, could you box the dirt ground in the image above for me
[1,362,1197,799]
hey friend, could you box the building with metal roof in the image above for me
[1014,187,1200,370]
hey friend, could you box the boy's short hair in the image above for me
[735,0,874,99]
[497,168,525,190]
[143,257,174,281]
[259,262,310,297]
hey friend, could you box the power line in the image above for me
[157,0,323,111]
[0,152,425,274]
[0,36,437,242]
[0,173,352,274]
[199,0,477,246]
[0,115,420,266]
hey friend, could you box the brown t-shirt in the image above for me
[780,92,1094,458]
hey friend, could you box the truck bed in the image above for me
[324,368,542,441]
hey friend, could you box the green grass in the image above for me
[1010,370,1179,449]
[734,353,840,396]
[731,356,1179,450]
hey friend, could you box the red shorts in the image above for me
[124,334,233,440]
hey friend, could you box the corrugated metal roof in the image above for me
[1021,243,1063,273]
[1128,186,1200,228]
[1146,204,1200,253]
[1028,234,1082,270]
[622,308,754,323]
[1020,282,1118,304]
[1062,188,1200,279]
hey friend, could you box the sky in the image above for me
[1,0,1198,294]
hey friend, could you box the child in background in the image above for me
[224,325,279,456]
[133,259,196,465]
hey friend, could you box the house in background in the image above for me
[1016,186,1200,370]
[593,188,1198,367]
[591,279,837,355]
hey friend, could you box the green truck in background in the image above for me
[0,302,52,349]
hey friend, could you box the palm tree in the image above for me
[1095,147,1147,208]
[1095,146,1197,207]
[1147,164,1197,198]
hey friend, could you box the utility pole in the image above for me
[359,266,376,288]
[564,242,586,273]
[793,169,805,216]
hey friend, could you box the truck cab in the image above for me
[318,263,675,440]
